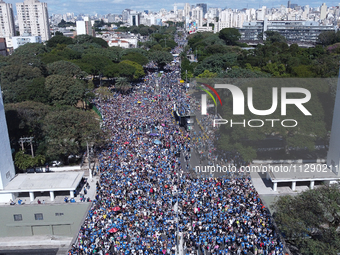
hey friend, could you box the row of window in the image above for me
[13,212,64,221]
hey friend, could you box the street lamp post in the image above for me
[87,141,92,179]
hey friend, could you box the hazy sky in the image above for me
[7,0,340,15]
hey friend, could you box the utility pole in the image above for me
[87,141,92,179]
[19,137,34,157]
[176,169,179,255]
[215,94,217,116]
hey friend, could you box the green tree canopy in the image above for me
[5,101,51,153]
[272,184,340,255]
[194,53,238,76]
[148,50,173,70]
[73,35,108,48]
[117,61,136,79]
[42,107,104,161]
[265,31,287,43]
[74,54,113,76]
[119,60,145,80]
[46,35,74,48]
[14,43,49,56]
[121,52,149,66]
[15,150,45,171]
[318,31,336,46]
[45,75,86,106]
[47,60,88,78]
[218,28,241,45]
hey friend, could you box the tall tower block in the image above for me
[327,73,340,175]
[0,86,15,190]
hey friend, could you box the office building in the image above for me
[196,3,207,16]
[239,19,335,43]
[129,11,139,26]
[16,0,50,42]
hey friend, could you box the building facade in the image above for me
[196,3,207,16]
[76,16,94,36]
[239,19,336,43]
[16,0,50,42]
[12,34,41,50]
[0,85,15,202]
[0,0,15,39]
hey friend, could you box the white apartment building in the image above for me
[12,34,41,50]
[184,3,191,18]
[16,0,50,42]
[191,6,203,27]
[76,16,94,36]
[0,0,15,39]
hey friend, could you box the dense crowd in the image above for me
[69,41,284,255]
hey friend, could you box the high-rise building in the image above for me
[184,3,191,18]
[287,1,291,8]
[192,6,203,27]
[0,0,15,39]
[320,3,327,20]
[16,0,50,42]
[196,3,207,16]
[129,11,139,26]
[76,16,94,36]
[122,9,131,23]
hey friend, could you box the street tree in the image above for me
[45,75,86,106]
[218,28,241,45]
[117,61,136,80]
[148,50,173,70]
[120,60,145,80]
[5,101,51,153]
[265,31,287,43]
[272,184,340,255]
[115,77,132,93]
[42,106,105,162]
[15,150,45,172]
[46,35,74,48]
[121,52,149,66]
[47,60,88,78]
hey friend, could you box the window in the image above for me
[34,213,43,220]
[14,214,22,221]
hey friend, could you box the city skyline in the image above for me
[3,0,340,16]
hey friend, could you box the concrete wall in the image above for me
[0,86,15,190]
[0,203,90,238]
[327,72,340,175]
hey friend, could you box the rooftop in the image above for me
[0,172,84,193]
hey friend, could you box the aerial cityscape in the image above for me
[0,0,340,255]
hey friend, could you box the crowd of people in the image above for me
[68,38,284,255]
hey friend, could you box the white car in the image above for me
[52,160,61,167]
